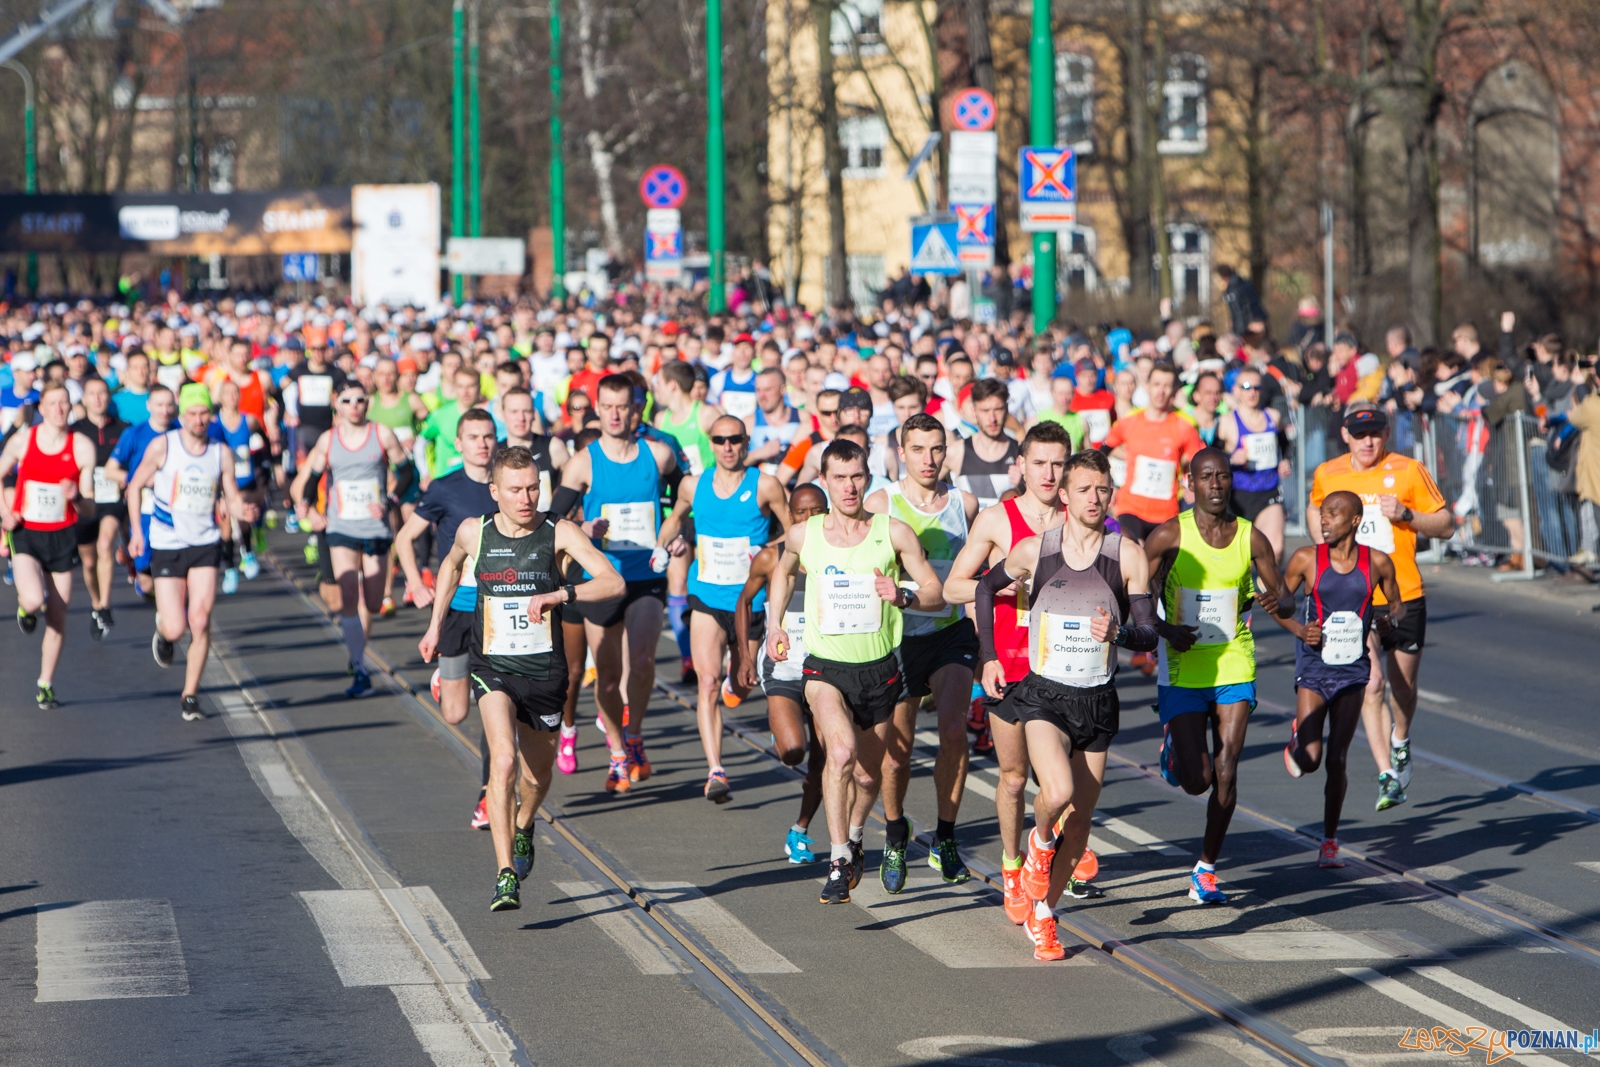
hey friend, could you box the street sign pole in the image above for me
[1030,0,1056,334]
[3,60,36,293]
[706,0,725,313]
[468,0,482,240]
[549,0,565,300]
[451,0,465,303]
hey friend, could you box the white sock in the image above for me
[792,823,807,835]
[1195,860,1216,874]
[848,825,864,844]
[1033,899,1052,920]
[830,842,851,862]
[560,723,577,738]
[1391,729,1409,748]
[341,616,366,668]
[1034,827,1057,851]
[37,677,49,688]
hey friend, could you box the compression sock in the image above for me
[936,819,956,841]
[668,595,691,659]
[831,842,852,862]
[885,817,909,848]
[340,616,367,670]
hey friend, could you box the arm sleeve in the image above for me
[549,484,583,520]
[1116,593,1159,652]
[974,561,1013,665]
[390,458,417,500]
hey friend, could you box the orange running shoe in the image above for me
[1002,864,1028,925]
[721,678,743,709]
[1074,848,1099,882]
[1025,911,1066,961]
[624,735,651,781]
[1130,651,1156,676]
[1021,829,1057,902]
[604,754,632,794]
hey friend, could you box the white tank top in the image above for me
[150,430,224,550]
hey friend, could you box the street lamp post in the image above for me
[451,0,466,303]
[1029,0,1055,334]
[468,0,481,240]
[706,0,725,313]
[3,59,36,293]
[549,0,565,300]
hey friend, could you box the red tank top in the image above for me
[237,371,267,421]
[16,425,81,530]
[994,497,1040,683]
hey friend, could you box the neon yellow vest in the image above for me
[799,513,901,663]
[1159,509,1257,687]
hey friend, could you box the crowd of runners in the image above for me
[2,293,1463,956]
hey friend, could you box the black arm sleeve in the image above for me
[1115,593,1159,652]
[298,470,323,507]
[389,458,417,500]
[549,484,583,520]
[974,561,1014,665]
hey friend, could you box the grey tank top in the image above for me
[326,423,391,539]
[1027,527,1128,687]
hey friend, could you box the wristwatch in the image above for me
[564,583,577,604]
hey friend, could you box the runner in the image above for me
[104,385,177,599]
[397,409,500,825]
[1218,367,1290,560]
[549,373,689,793]
[369,356,422,613]
[660,414,790,801]
[733,484,830,861]
[0,382,97,708]
[708,333,759,420]
[1102,361,1204,543]
[209,379,268,594]
[746,367,801,476]
[419,445,625,911]
[1274,490,1404,867]
[652,360,722,683]
[126,384,260,721]
[69,377,129,639]
[944,420,1073,920]
[971,448,1159,959]
[764,438,945,904]
[1145,447,1289,903]
[1308,403,1454,811]
[949,379,1019,509]
[291,381,414,697]
[864,412,980,891]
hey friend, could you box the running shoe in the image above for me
[265,510,279,529]
[680,656,696,688]
[430,668,442,703]
[604,754,633,794]
[704,769,732,804]
[421,567,435,591]
[1021,829,1057,902]
[820,858,851,904]
[17,607,37,635]
[1065,877,1105,900]
[880,836,909,895]
[1284,733,1305,779]
[971,726,994,756]
[1375,770,1407,811]
[99,606,114,632]
[556,727,578,775]
[720,678,742,709]
[222,567,240,595]
[1002,864,1028,925]
[1391,739,1412,789]
[1158,729,1181,787]
[36,684,57,710]
[471,794,490,830]
[89,609,106,641]
[240,551,261,580]
[784,828,818,864]
[152,631,175,669]
[1188,868,1227,904]
[847,839,866,889]
[1318,839,1345,868]
[180,695,203,722]
[285,513,300,533]
[378,596,397,618]
[346,668,372,698]
[623,734,650,781]
[490,869,521,912]
[512,827,535,880]
[1073,849,1099,882]
[3,561,12,585]
[928,837,971,884]
[1025,911,1067,961]
[303,537,319,565]
[1130,650,1156,676]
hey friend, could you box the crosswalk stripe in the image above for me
[1575,862,1600,876]
[1096,816,1188,858]
[299,890,435,986]
[553,881,688,975]
[259,761,303,797]
[35,900,190,1002]
[1411,967,1591,1046]
[639,882,799,974]
[1338,968,1564,1067]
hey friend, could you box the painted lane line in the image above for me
[397,886,492,981]
[390,985,495,1067]
[899,1035,1050,1065]
[299,889,436,987]
[1096,816,1189,858]
[1294,1026,1455,1065]
[1337,968,1564,1067]
[1576,862,1600,876]
[1110,1031,1287,1067]
[35,900,189,1002]
[639,882,800,974]
[1409,899,1560,954]
[1414,689,1456,704]
[259,761,303,797]
[1412,865,1586,931]
[554,880,689,975]
[1410,967,1596,1054]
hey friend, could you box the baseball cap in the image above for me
[733,332,755,345]
[838,387,873,412]
[990,347,1015,367]
[1342,407,1389,435]
[11,353,37,372]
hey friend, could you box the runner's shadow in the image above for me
[0,754,186,788]
[1524,764,1600,793]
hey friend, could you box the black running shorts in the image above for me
[1114,513,1161,544]
[150,542,224,578]
[1378,596,1426,654]
[688,593,765,647]
[568,578,667,628]
[13,526,80,573]
[1229,485,1283,522]
[438,605,476,659]
[898,618,979,701]
[1005,673,1120,753]
[802,652,901,731]
[470,659,567,731]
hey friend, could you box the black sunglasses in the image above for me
[710,434,747,445]
[816,407,840,417]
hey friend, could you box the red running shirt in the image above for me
[16,425,81,531]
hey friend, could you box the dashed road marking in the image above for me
[299,889,435,987]
[35,900,189,1002]
[1411,966,1591,1045]
[639,882,799,974]
[554,880,689,975]
[259,761,303,797]
[1337,968,1564,1067]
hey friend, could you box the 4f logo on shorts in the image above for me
[540,714,561,727]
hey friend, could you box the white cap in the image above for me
[823,371,850,391]
[409,333,434,351]
[12,354,38,372]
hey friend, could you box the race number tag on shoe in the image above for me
[1320,611,1364,665]
[904,557,955,619]
[93,466,120,504]
[1356,504,1395,554]
[1243,432,1279,471]
[173,467,217,515]
[1130,456,1177,499]
[337,478,381,520]
[483,596,554,657]
[1178,587,1238,645]
[818,575,881,634]
[696,536,754,586]
[601,502,657,551]
[1036,613,1110,685]
[773,611,807,681]
[21,482,66,524]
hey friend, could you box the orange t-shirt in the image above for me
[1309,452,1445,604]
[1104,410,1205,524]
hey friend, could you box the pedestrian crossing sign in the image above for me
[910,215,961,276]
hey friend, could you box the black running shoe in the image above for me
[880,838,909,895]
[929,837,971,884]
[1065,877,1105,900]
[18,607,37,635]
[36,684,58,710]
[152,631,175,669]
[100,606,114,631]
[89,609,106,641]
[490,868,521,911]
[847,839,865,889]
[180,695,202,722]
[512,828,535,881]
[820,858,852,904]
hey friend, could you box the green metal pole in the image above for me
[549,0,565,300]
[706,0,725,313]
[6,61,38,292]
[468,0,481,239]
[1029,0,1056,334]
[451,0,465,303]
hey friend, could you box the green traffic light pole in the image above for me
[3,59,37,293]
[1029,0,1055,334]
[468,0,481,239]
[549,0,565,300]
[706,0,725,313]
[451,0,466,303]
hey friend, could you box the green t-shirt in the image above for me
[421,400,464,478]
[1035,408,1086,452]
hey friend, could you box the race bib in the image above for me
[1081,408,1111,444]
[686,450,707,477]
[233,444,252,481]
[773,609,806,682]
[1242,432,1278,471]
[392,425,415,446]
[1130,455,1177,499]
[21,482,66,524]
[601,501,656,551]
[720,391,757,419]
[1035,612,1111,685]
[1109,454,1127,488]
[1356,504,1395,554]
[817,574,882,634]
[1178,586,1238,645]
[537,470,552,512]
[249,432,266,452]
[482,595,554,657]
[904,557,955,619]
[697,535,754,586]
[93,466,120,504]
[1320,610,1364,666]
[337,478,381,520]
[298,375,333,407]
[155,364,187,392]
[172,466,216,515]
[1015,576,1031,627]
[141,486,156,515]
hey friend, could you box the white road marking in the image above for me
[390,985,495,1067]
[1414,689,1456,704]
[1576,862,1600,876]
[553,880,688,975]
[899,1035,1049,1065]
[1338,968,1564,1067]
[35,900,189,1002]
[1410,898,1560,953]
[1191,930,1441,962]
[1111,1033,1279,1066]
[299,890,435,987]
[1411,967,1594,1052]
[396,886,491,980]
[1296,1026,1455,1064]
[1096,816,1189,858]
[259,761,303,797]
[639,882,799,974]
[1414,864,1583,930]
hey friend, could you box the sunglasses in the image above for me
[1237,383,1260,391]
[338,396,369,405]
[816,407,840,417]
[710,434,747,445]
[1348,428,1385,440]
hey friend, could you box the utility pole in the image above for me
[1029,0,1055,333]
[549,0,565,300]
[468,0,481,239]
[3,60,36,293]
[451,0,466,303]
[187,46,198,191]
[706,0,725,313]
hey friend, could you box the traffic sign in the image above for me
[639,165,688,209]
[950,88,997,132]
[909,214,961,276]
[951,203,995,270]
[947,131,998,205]
[281,253,319,282]
[645,206,683,283]
[1018,146,1077,232]
[447,237,527,276]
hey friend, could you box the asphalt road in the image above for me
[2,532,1598,1067]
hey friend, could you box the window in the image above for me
[831,0,884,56]
[1165,223,1210,310]
[1156,53,1207,155]
[1055,53,1095,154]
[1058,225,1098,294]
[839,115,888,178]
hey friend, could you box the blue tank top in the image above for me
[1230,409,1280,492]
[687,467,769,612]
[208,413,256,488]
[1294,544,1373,691]
[582,439,662,582]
